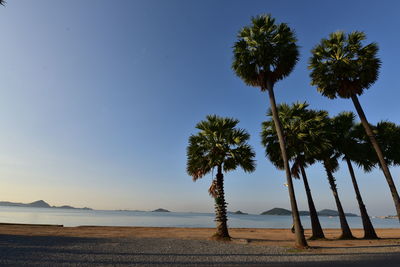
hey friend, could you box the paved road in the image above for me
[1,234,400,266]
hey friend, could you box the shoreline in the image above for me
[1,224,400,253]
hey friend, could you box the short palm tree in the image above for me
[233,14,308,248]
[186,115,256,240]
[309,31,400,222]
[332,112,378,239]
[261,102,328,240]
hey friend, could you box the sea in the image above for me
[0,206,398,229]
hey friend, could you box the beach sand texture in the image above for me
[1,224,400,253]
[2,225,400,266]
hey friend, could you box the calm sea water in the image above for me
[0,206,398,229]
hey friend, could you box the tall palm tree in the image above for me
[261,102,328,240]
[186,115,256,240]
[309,31,400,222]
[321,154,355,239]
[316,117,354,239]
[332,112,378,239]
[232,14,308,248]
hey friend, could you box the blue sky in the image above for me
[0,0,399,216]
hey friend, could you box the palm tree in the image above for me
[374,121,400,167]
[186,115,256,240]
[232,14,308,248]
[0,1,5,6]
[354,121,400,179]
[316,117,355,239]
[332,112,378,239]
[321,155,355,239]
[309,31,400,222]
[261,102,328,240]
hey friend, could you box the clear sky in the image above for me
[0,0,399,216]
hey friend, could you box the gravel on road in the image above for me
[1,234,400,266]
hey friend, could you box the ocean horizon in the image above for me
[0,206,398,229]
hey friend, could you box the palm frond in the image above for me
[309,31,381,99]
[187,115,256,182]
[233,14,299,88]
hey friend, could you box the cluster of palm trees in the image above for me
[187,14,399,248]
[263,103,400,241]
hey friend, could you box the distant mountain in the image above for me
[260,207,358,217]
[228,210,248,215]
[152,208,170,212]
[261,208,291,215]
[0,200,92,210]
[29,200,51,208]
[318,209,358,217]
[54,205,75,209]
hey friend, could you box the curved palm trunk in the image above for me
[213,165,230,240]
[299,164,325,239]
[266,80,308,248]
[351,94,400,223]
[323,160,354,239]
[344,156,378,239]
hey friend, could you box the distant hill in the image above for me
[261,208,291,215]
[29,200,51,208]
[260,208,358,217]
[0,200,92,210]
[228,210,248,215]
[318,209,358,217]
[152,208,170,212]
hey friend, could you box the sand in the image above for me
[1,224,400,253]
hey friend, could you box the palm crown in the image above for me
[232,14,299,88]
[330,112,370,168]
[187,115,255,181]
[331,112,358,157]
[374,121,400,166]
[309,31,381,99]
[353,121,400,170]
[261,102,330,176]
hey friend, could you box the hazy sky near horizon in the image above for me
[0,0,399,216]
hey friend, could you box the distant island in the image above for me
[260,207,358,217]
[261,208,292,215]
[318,209,358,217]
[0,201,171,213]
[0,200,92,210]
[152,208,170,212]
[228,210,248,215]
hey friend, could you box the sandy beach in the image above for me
[1,224,400,266]
[1,224,400,252]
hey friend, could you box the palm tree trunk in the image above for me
[344,156,378,239]
[266,80,308,248]
[323,160,354,239]
[351,94,400,223]
[299,164,325,239]
[213,165,230,240]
